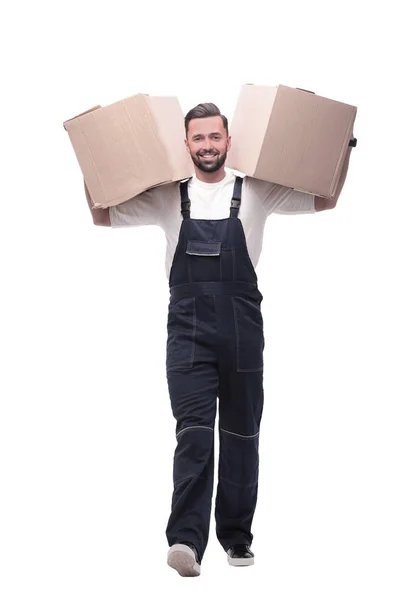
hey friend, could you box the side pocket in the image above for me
[232,296,264,372]
[166,297,196,371]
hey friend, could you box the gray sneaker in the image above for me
[167,542,201,577]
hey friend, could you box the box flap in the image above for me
[63,105,102,130]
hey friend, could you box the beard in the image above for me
[191,148,228,173]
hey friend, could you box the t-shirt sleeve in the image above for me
[245,177,316,216]
[272,188,316,214]
[109,187,165,228]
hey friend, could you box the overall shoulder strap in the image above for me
[230,176,243,218]
[180,178,191,219]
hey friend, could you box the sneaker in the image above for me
[167,542,201,577]
[227,544,254,566]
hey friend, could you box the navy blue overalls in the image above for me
[165,176,265,562]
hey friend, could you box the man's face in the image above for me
[185,116,231,173]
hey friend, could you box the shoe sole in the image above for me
[167,544,201,577]
[227,555,255,567]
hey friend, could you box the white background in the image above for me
[1,0,399,598]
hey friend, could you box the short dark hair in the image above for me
[184,102,228,136]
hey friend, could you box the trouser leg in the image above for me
[215,369,264,550]
[214,293,265,550]
[165,362,218,561]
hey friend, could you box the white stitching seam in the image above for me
[220,428,259,439]
[176,426,214,438]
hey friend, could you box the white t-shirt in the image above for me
[109,169,316,280]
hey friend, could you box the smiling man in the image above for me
[185,109,231,176]
[87,102,354,577]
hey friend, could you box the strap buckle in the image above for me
[231,198,241,209]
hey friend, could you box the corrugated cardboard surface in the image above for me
[146,95,193,182]
[64,94,193,208]
[227,85,277,176]
[226,84,357,198]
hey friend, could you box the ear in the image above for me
[184,138,190,153]
[227,135,232,151]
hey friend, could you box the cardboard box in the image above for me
[63,94,193,208]
[226,84,357,198]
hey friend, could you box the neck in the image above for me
[194,166,226,184]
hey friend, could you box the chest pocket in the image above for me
[186,240,221,256]
[186,240,234,282]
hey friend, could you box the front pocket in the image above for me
[166,297,196,371]
[232,296,264,372]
